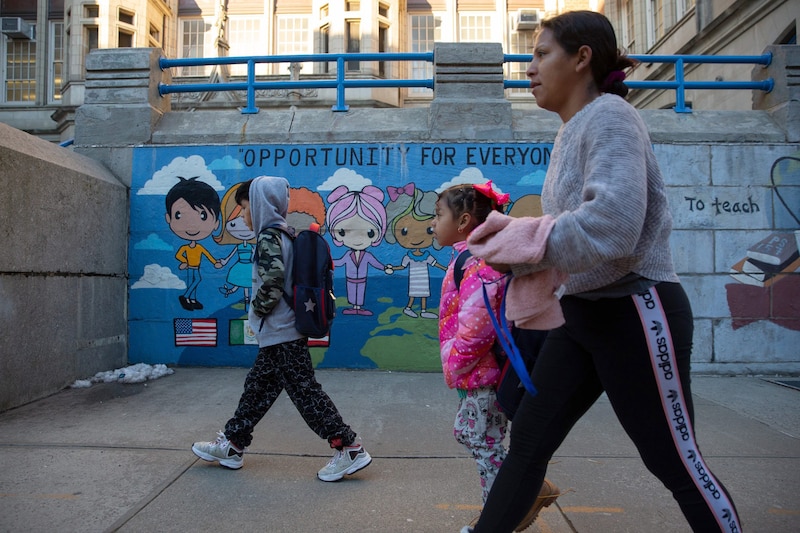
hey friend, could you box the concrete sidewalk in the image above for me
[0,369,798,533]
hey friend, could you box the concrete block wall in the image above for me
[0,123,128,411]
[78,45,798,376]
[655,142,800,373]
[4,43,798,411]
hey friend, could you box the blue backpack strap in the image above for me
[482,280,538,397]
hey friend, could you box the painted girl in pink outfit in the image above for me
[326,185,388,316]
[431,182,509,504]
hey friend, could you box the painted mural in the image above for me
[725,153,800,331]
[129,143,551,370]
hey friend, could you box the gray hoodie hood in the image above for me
[249,176,291,234]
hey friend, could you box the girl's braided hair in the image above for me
[437,183,505,225]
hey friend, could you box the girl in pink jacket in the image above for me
[432,182,509,504]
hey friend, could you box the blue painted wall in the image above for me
[129,142,551,370]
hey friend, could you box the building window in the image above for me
[618,0,635,52]
[459,14,492,42]
[346,1,360,12]
[228,17,266,76]
[50,21,65,102]
[149,23,161,48]
[677,0,695,19]
[379,24,388,77]
[409,14,440,94]
[85,4,99,18]
[320,24,330,74]
[4,39,36,103]
[646,0,665,49]
[180,19,208,76]
[118,9,135,26]
[508,22,534,95]
[82,26,99,77]
[118,30,134,47]
[346,20,360,71]
[378,3,389,17]
[275,16,310,75]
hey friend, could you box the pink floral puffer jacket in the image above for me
[439,241,507,390]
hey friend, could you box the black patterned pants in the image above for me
[224,338,356,449]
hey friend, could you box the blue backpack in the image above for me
[453,250,542,419]
[276,227,336,340]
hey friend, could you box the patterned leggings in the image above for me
[224,338,356,449]
[454,387,509,503]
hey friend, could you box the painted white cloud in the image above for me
[208,155,244,170]
[436,167,503,193]
[137,155,223,195]
[317,168,372,191]
[517,169,547,187]
[134,233,173,251]
[131,264,186,290]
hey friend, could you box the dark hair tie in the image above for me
[600,70,626,92]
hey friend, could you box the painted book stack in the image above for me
[729,232,800,287]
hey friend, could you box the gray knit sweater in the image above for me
[517,94,679,295]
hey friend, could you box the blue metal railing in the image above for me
[159,53,434,113]
[504,52,774,113]
[159,51,774,114]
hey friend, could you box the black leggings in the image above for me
[474,283,742,533]
[224,338,356,449]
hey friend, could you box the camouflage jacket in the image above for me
[251,228,287,317]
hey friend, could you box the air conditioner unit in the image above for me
[1,17,35,40]
[514,9,540,31]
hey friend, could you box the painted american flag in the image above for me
[174,318,217,347]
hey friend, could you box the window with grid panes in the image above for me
[4,39,36,103]
[180,19,207,76]
[228,17,266,76]
[459,14,492,42]
[275,16,310,75]
[409,14,439,94]
[50,21,65,102]
[508,24,534,95]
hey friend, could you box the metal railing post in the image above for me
[243,59,258,114]
[674,57,690,113]
[333,57,349,112]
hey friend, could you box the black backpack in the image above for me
[453,250,544,420]
[275,227,336,339]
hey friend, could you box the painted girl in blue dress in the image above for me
[215,182,257,311]
[384,183,446,319]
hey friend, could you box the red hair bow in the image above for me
[474,180,510,206]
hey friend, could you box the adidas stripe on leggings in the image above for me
[474,282,742,533]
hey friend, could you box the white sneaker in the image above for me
[192,431,244,469]
[317,438,372,482]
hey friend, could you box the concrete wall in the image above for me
[74,44,800,376]
[0,123,128,412]
[3,42,797,411]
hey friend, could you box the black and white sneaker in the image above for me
[192,431,244,469]
[317,437,372,481]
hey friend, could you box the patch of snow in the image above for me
[70,363,174,388]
